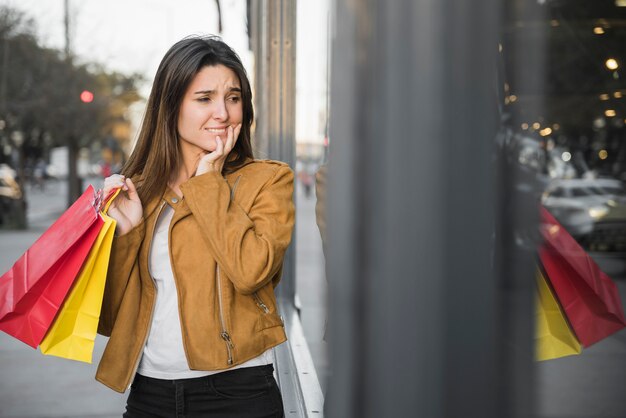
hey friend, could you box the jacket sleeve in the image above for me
[180,165,295,295]
[97,220,145,336]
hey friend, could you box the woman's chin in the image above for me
[199,140,217,153]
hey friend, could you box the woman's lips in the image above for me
[204,127,228,134]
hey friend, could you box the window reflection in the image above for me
[502,1,626,417]
[502,0,626,277]
[294,0,331,396]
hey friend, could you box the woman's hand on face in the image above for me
[103,175,143,236]
[195,123,242,176]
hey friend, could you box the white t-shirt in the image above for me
[137,203,273,380]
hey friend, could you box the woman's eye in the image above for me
[197,97,210,102]
[228,96,241,103]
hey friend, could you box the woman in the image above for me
[98,36,294,418]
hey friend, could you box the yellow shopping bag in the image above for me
[535,269,582,361]
[39,190,118,363]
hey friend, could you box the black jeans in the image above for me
[123,364,284,418]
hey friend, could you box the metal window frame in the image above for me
[324,1,535,417]
[251,1,325,417]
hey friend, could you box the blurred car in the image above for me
[0,164,23,226]
[541,178,626,236]
[542,178,626,277]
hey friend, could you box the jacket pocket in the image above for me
[252,291,284,331]
[255,312,284,331]
[252,292,270,314]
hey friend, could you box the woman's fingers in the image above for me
[225,124,241,153]
[215,135,224,157]
[104,175,127,191]
[233,123,242,147]
[125,178,139,202]
[225,126,235,151]
[195,124,241,176]
[103,175,127,203]
[104,174,125,185]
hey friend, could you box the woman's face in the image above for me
[177,64,243,154]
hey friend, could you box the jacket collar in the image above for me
[140,158,254,221]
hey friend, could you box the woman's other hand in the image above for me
[103,175,143,236]
[195,123,242,176]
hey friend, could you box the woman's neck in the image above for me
[169,147,204,196]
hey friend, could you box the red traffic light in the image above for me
[80,90,94,103]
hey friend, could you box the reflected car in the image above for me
[542,178,626,277]
[541,178,626,236]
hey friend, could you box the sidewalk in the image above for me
[25,178,104,230]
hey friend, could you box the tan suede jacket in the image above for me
[95,159,294,393]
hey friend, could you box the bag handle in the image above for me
[101,188,121,214]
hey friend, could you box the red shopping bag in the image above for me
[0,186,104,347]
[539,207,626,347]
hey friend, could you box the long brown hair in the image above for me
[123,36,254,204]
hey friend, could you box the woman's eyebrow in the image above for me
[193,87,242,95]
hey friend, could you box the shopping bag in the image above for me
[0,186,104,347]
[539,207,626,347]
[0,186,101,319]
[535,269,582,361]
[40,190,119,363]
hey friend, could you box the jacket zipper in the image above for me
[216,266,234,365]
[219,174,240,364]
[252,292,270,313]
[126,201,166,390]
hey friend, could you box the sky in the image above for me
[0,0,330,146]
[1,0,250,86]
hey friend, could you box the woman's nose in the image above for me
[213,100,228,120]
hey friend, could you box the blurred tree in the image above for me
[0,5,142,214]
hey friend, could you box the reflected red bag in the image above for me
[0,186,104,347]
[539,207,626,347]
